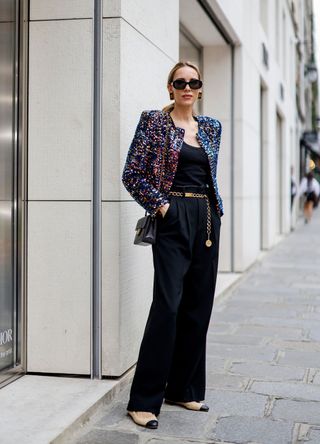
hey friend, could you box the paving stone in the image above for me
[292,282,320,289]
[311,371,320,384]
[206,372,249,390]
[234,285,301,295]
[217,304,299,318]
[207,333,263,345]
[74,429,140,444]
[209,415,293,444]
[307,329,320,341]
[247,273,288,285]
[303,289,320,296]
[228,293,284,303]
[148,410,211,440]
[277,349,320,368]
[207,324,234,334]
[250,381,320,401]
[229,361,305,381]
[234,286,301,295]
[160,402,186,412]
[206,355,229,373]
[296,423,311,441]
[302,311,320,320]
[145,439,215,444]
[227,299,306,311]
[261,263,319,271]
[233,325,304,340]
[271,398,320,424]
[145,440,178,444]
[282,294,320,303]
[244,316,320,329]
[231,325,304,339]
[207,343,277,361]
[210,311,244,323]
[303,428,320,444]
[205,390,267,417]
[269,339,320,352]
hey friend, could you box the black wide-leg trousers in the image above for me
[127,185,221,416]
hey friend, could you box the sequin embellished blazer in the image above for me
[122,110,224,217]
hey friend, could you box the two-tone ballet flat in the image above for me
[127,410,158,429]
[165,399,209,411]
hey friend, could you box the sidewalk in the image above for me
[63,209,320,444]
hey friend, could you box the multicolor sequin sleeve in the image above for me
[210,118,224,216]
[122,110,170,216]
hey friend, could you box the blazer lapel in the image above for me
[197,117,218,177]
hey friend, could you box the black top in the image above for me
[172,140,211,187]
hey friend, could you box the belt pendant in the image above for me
[168,190,213,247]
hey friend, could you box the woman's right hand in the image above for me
[159,203,170,218]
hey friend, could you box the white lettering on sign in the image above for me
[0,348,12,358]
[0,328,13,345]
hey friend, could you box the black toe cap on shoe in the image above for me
[146,419,158,429]
[200,404,209,411]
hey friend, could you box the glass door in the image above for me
[0,0,26,386]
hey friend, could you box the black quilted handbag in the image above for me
[133,113,170,246]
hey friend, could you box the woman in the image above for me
[298,171,320,223]
[122,61,223,429]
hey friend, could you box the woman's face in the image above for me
[168,66,202,108]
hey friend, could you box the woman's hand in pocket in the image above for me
[159,203,170,218]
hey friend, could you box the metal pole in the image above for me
[91,0,103,379]
[230,45,235,272]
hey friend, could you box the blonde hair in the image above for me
[162,61,202,115]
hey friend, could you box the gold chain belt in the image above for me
[168,191,212,247]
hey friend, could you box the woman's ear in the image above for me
[168,84,174,100]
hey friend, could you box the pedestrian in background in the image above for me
[298,171,320,223]
[291,165,297,212]
[122,61,223,429]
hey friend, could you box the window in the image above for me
[179,28,203,115]
[260,0,268,35]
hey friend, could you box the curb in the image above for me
[50,368,134,444]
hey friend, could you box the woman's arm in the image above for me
[122,110,170,216]
[209,118,224,216]
[298,177,307,197]
[313,178,320,197]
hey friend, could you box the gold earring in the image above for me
[169,91,174,100]
[198,91,202,100]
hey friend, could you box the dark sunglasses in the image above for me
[171,79,203,90]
